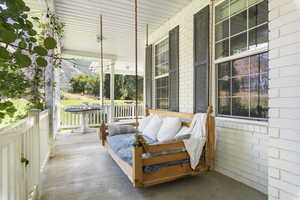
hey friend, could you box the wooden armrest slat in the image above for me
[147,141,185,153]
[143,152,189,166]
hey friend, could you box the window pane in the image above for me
[260,52,269,73]
[250,73,268,94]
[156,77,169,109]
[232,57,249,76]
[218,61,231,79]
[249,24,268,50]
[260,73,268,95]
[232,96,249,117]
[230,0,247,16]
[155,38,169,76]
[230,10,247,35]
[230,32,247,55]
[218,98,231,115]
[218,80,230,97]
[232,76,250,96]
[250,54,259,74]
[250,74,259,95]
[215,0,229,23]
[215,39,229,59]
[250,95,268,118]
[249,0,268,28]
[215,20,229,42]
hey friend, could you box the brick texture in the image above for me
[269,0,300,199]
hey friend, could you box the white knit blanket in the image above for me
[183,113,207,169]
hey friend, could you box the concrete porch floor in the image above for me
[40,131,267,200]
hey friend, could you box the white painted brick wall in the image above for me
[269,0,300,199]
[215,118,269,194]
[148,0,269,195]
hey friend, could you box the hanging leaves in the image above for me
[0,0,64,123]
[36,57,48,67]
[33,46,47,56]
[18,40,27,49]
[0,47,10,59]
[0,27,17,43]
[28,29,37,36]
[44,37,57,49]
[29,37,37,43]
[14,52,32,67]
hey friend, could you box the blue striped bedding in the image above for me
[106,133,189,173]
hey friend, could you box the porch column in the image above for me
[110,61,115,122]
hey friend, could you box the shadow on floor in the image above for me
[40,131,267,200]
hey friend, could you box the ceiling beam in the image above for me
[61,49,117,61]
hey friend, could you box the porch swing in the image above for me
[98,0,216,188]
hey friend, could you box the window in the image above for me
[217,52,268,119]
[215,0,268,59]
[215,0,269,120]
[154,38,169,109]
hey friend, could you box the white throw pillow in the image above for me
[138,115,153,132]
[175,127,191,141]
[157,117,182,142]
[142,115,163,140]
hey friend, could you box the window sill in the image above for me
[215,116,268,126]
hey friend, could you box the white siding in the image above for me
[148,0,269,194]
[268,0,300,199]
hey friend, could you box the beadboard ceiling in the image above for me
[25,0,192,75]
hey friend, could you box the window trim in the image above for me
[153,35,169,110]
[213,0,269,121]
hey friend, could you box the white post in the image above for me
[28,109,41,198]
[99,69,103,107]
[45,62,55,158]
[110,61,115,122]
[53,68,61,134]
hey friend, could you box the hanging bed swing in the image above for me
[98,0,216,188]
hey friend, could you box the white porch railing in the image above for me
[59,103,144,129]
[0,109,50,200]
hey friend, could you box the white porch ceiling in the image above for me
[54,0,192,74]
[25,0,192,75]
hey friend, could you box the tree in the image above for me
[0,0,63,122]
[68,73,143,101]
[69,74,90,94]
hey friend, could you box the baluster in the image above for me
[15,138,20,200]
[3,146,8,200]
[9,142,16,200]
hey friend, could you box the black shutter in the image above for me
[145,44,153,109]
[168,26,179,112]
[194,6,209,113]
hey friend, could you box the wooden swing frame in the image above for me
[98,0,215,188]
[100,107,215,188]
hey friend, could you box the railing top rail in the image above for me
[0,116,34,135]
[40,110,49,120]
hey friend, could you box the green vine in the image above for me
[0,0,65,122]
